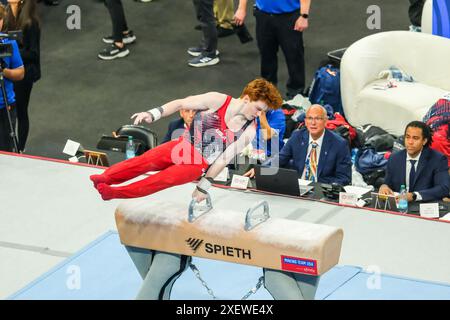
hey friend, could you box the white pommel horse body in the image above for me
[115,196,344,277]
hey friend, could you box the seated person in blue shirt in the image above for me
[253,108,286,158]
[245,104,352,186]
[161,109,196,144]
[379,121,449,202]
[0,4,25,152]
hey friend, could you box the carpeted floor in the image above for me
[23,0,410,159]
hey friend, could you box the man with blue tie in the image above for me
[245,104,352,186]
[379,121,449,202]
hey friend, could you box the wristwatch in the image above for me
[300,13,309,19]
[412,192,417,201]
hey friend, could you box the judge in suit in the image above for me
[245,104,352,186]
[161,109,196,144]
[379,121,449,202]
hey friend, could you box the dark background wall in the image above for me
[24,0,410,160]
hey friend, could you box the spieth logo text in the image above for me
[185,238,252,260]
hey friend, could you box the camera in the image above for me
[0,31,23,58]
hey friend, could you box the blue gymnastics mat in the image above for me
[8,231,450,300]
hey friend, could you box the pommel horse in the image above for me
[115,194,344,299]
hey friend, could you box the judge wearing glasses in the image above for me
[245,104,352,186]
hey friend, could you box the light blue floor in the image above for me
[9,232,450,300]
[327,272,450,300]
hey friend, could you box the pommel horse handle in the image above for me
[188,192,213,222]
[244,201,270,231]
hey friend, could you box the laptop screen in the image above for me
[254,166,302,197]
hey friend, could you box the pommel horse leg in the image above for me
[126,246,188,300]
[263,269,320,300]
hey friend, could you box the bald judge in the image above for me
[246,104,352,186]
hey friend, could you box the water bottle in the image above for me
[126,136,135,159]
[398,184,408,213]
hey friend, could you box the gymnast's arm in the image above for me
[193,123,257,201]
[131,92,228,125]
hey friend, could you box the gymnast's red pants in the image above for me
[94,137,209,199]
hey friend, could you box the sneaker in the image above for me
[98,43,130,60]
[188,54,220,67]
[103,30,136,44]
[187,47,220,57]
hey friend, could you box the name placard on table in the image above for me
[231,174,250,190]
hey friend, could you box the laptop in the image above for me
[254,166,313,197]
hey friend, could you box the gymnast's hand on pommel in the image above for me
[131,112,153,125]
[193,176,213,202]
[192,188,207,203]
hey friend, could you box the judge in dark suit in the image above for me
[277,104,351,185]
[161,109,196,144]
[379,121,449,202]
[245,104,352,186]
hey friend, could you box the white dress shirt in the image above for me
[301,131,325,180]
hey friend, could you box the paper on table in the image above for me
[420,203,440,218]
[298,179,312,186]
[343,186,373,198]
[63,139,81,156]
[231,174,250,190]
